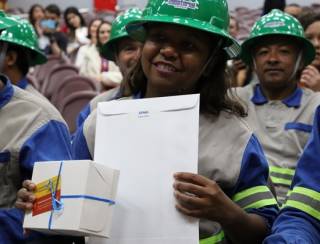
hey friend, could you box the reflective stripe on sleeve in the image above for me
[284,186,320,221]
[232,186,278,209]
[269,166,295,186]
[200,231,225,244]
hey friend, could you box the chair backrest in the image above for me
[33,55,68,89]
[41,64,79,100]
[58,90,98,133]
[51,74,98,107]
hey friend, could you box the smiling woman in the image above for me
[18,1,279,243]
[140,23,214,98]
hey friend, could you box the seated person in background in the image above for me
[284,3,302,18]
[264,106,320,243]
[38,4,68,56]
[75,18,101,69]
[76,8,143,129]
[298,11,320,91]
[76,20,122,91]
[235,9,320,204]
[28,4,45,37]
[0,19,47,97]
[227,15,253,87]
[63,6,89,55]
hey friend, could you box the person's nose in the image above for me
[267,49,280,64]
[159,44,178,60]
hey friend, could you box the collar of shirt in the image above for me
[16,77,28,90]
[0,75,13,109]
[251,84,302,108]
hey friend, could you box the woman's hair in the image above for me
[87,18,102,39]
[28,4,44,26]
[122,32,246,117]
[63,7,86,37]
[96,21,112,51]
[262,0,286,15]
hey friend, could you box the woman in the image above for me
[17,0,278,243]
[298,11,320,91]
[75,18,102,66]
[75,20,122,91]
[28,4,45,37]
[63,6,89,55]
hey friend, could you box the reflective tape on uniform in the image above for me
[200,231,225,244]
[284,186,320,221]
[269,166,295,186]
[232,186,278,209]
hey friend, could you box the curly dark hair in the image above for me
[122,34,246,117]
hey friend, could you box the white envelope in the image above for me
[89,94,200,244]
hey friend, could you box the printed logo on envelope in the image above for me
[32,176,61,216]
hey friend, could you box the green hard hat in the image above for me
[125,0,240,58]
[0,10,19,31]
[0,18,47,65]
[241,9,315,65]
[101,8,143,61]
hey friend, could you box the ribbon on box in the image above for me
[45,161,116,230]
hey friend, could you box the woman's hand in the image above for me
[173,172,236,224]
[173,173,269,244]
[15,180,36,211]
[300,65,320,91]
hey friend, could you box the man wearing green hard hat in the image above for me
[76,8,143,129]
[235,9,320,205]
[0,12,82,244]
[0,18,47,96]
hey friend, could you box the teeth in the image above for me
[157,63,176,72]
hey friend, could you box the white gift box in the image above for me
[23,160,119,237]
[89,94,199,244]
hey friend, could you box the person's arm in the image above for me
[263,209,320,243]
[264,106,320,243]
[174,134,278,244]
[72,110,97,160]
[19,120,72,179]
[174,173,271,244]
[76,103,91,130]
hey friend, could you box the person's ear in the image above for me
[5,50,18,67]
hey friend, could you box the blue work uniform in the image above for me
[235,83,320,204]
[264,106,320,244]
[72,94,279,243]
[0,76,80,243]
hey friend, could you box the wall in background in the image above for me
[8,0,317,12]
